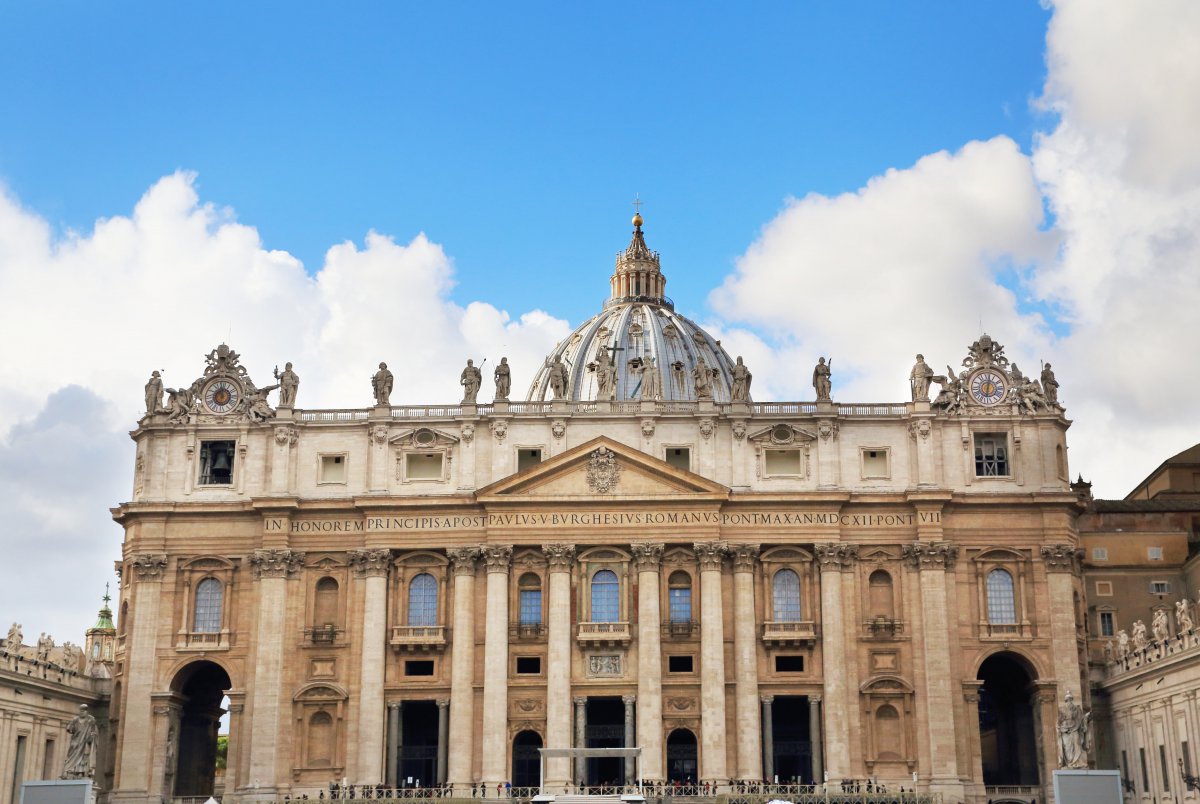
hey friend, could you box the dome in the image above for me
[526,216,744,403]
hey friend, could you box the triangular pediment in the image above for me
[476,436,729,500]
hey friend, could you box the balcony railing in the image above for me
[661,619,698,638]
[509,622,546,640]
[761,620,818,645]
[577,621,631,645]
[981,621,1032,640]
[305,625,342,645]
[176,630,231,651]
[389,625,447,652]
[1107,626,1200,679]
[863,617,904,639]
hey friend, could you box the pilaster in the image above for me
[481,545,513,786]
[1041,544,1086,702]
[815,543,856,781]
[351,548,391,783]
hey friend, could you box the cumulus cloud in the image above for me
[0,173,569,639]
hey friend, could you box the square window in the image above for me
[1099,611,1115,636]
[199,440,236,485]
[1095,581,1114,597]
[861,448,889,479]
[1091,547,1108,561]
[406,453,444,481]
[665,447,691,471]
[319,454,347,484]
[1148,546,1164,561]
[515,656,541,675]
[974,434,1009,477]
[765,449,802,476]
[775,655,804,673]
[404,660,434,677]
[517,448,543,472]
[667,655,693,673]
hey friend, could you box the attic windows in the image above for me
[405,453,444,481]
[199,440,236,485]
[764,449,803,477]
[665,447,691,472]
[319,454,347,484]
[973,433,1009,477]
[517,448,543,472]
[861,448,890,479]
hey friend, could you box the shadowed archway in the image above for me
[170,660,232,797]
[977,652,1040,786]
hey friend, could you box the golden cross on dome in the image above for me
[632,193,643,215]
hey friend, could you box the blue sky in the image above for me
[0,2,1051,323]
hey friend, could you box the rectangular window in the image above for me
[1121,750,1129,791]
[1151,581,1171,596]
[668,655,694,673]
[1095,581,1114,596]
[1148,546,1164,561]
[665,447,690,472]
[1140,747,1149,792]
[319,454,347,484]
[515,656,541,675]
[668,587,692,623]
[861,448,889,479]
[517,448,543,472]
[404,660,434,676]
[42,739,54,779]
[1161,744,1170,791]
[775,655,804,673]
[11,735,26,803]
[1092,547,1108,561]
[974,434,1009,477]
[764,449,802,476]
[406,453,443,480]
[519,589,542,626]
[1099,611,1115,637]
[198,440,236,485]
[1184,741,1192,777]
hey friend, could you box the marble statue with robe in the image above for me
[493,357,511,401]
[461,359,482,404]
[813,357,832,402]
[274,362,299,407]
[372,362,393,406]
[1057,691,1090,769]
[730,356,752,402]
[62,704,98,778]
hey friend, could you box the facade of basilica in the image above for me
[106,216,1089,804]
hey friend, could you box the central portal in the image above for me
[771,696,813,784]
[398,701,439,787]
[585,697,626,786]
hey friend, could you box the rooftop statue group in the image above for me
[1106,594,1200,665]
[142,345,299,424]
[910,334,1061,414]
[1,623,83,670]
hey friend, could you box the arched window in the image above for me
[314,577,339,628]
[875,704,902,760]
[986,569,1017,624]
[119,601,129,635]
[668,571,692,623]
[591,570,619,622]
[772,569,801,622]
[868,570,895,619]
[518,573,542,626]
[408,573,438,626]
[193,578,223,633]
[307,711,334,767]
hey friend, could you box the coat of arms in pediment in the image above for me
[586,446,622,494]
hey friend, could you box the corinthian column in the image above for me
[695,542,728,785]
[481,545,513,786]
[815,543,856,783]
[631,542,665,782]
[731,544,762,781]
[447,547,481,791]
[247,548,305,798]
[543,544,576,787]
[352,548,391,783]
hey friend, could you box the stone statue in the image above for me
[1103,640,1114,663]
[244,383,279,423]
[692,356,713,400]
[548,357,569,401]
[493,357,511,401]
[909,354,934,402]
[1041,363,1059,405]
[931,369,963,414]
[595,349,616,401]
[5,622,21,649]
[1153,608,1171,643]
[1132,620,1148,650]
[639,357,661,401]
[1014,377,1047,415]
[35,633,52,662]
[144,371,164,415]
[371,362,393,406]
[1057,690,1090,769]
[1116,629,1129,659]
[61,704,98,778]
[164,384,194,423]
[274,362,299,408]
[1177,599,1195,633]
[731,356,752,402]
[460,359,482,404]
[812,357,832,402]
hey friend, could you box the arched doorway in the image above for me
[170,660,232,797]
[512,731,542,788]
[666,729,697,783]
[977,652,1039,786]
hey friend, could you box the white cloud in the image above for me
[0,173,569,640]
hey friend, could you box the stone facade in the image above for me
[107,219,1087,804]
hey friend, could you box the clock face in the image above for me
[969,370,1008,406]
[203,380,240,414]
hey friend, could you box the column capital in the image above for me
[1041,543,1084,574]
[815,543,858,571]
[130,553,169,581]
[542,543,576,570]
[387,702,401,712]
[573,696,587,706]
[730,543,760,572]
[809,694,822,704]
[483,545,513,572]
[448,547,482,576]
[901,541,958,571]
[694,541,728,571]
[436,699,449,709]
[249,548,305,579]
[622,695,637,705]
[760,695,775,705]
[349,548,391,578]
[630,542,664,571]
